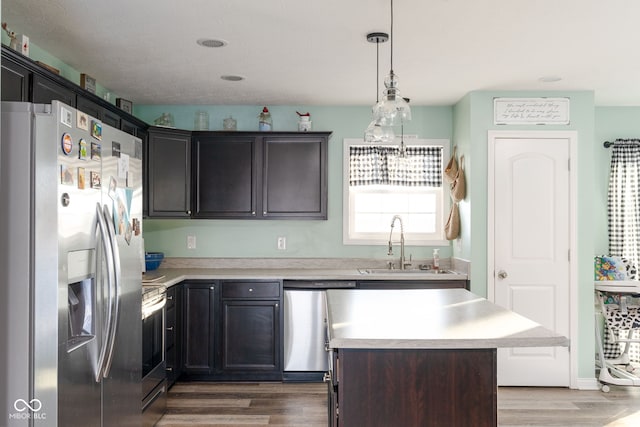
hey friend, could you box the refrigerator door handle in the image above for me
[102,204,121,378]
[95,202,115,382]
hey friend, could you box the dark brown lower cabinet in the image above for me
[332,348,497,427]
[182,281,216,376]
[219,280,282,381]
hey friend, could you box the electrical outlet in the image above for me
[277,236,286,250]
[187,235,196,249]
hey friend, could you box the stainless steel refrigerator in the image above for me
[0,101,144,426]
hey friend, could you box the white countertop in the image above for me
[326,288,570,350]
[142,267,467,287]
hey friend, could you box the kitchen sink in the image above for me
[358,268,455,275]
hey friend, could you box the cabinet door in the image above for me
[192,135,258,218]
[76,95,101,118]
[76,95,121,129]
[137,127,150,217]
[165,285,183,386]
[1,57,30,101]
[121,119,138,136]
[222,299,280,372]
[32,74,75,106]
[263,135,328,219]
[147,128,192,217]
[182,282,216,375]
[101,107,121,129]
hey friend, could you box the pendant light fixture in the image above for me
[372,0,411,125]
[364,32,395,143]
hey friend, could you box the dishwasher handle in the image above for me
[283,280,356,289]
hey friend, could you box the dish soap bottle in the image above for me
[432,248,440,270]
[259,107,272,131]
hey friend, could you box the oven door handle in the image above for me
[142,297,167,320]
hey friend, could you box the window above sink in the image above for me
[342,138,450,246]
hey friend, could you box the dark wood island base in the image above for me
[331,348,497,427]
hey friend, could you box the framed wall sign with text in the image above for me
[494,97,570,125]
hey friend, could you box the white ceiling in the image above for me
[3,0,640,107]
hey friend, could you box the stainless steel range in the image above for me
[142,283,167,427]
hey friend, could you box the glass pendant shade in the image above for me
[372,71,412,124]
[364,118,395,143]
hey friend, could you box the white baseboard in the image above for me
[575,377,600,390]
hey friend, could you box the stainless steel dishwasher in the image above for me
[283,280,356,381]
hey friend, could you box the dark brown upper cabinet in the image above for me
[191,131,330,220]
[1,55,30,101]
[262,135,327,219]
[147,127,192,217]
[192,134,259,218]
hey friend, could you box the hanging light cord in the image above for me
[376,39,380,103]
[390,0,394,75]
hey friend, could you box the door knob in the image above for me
[497,270,508,279]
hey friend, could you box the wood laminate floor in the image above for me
[157,381,640,427]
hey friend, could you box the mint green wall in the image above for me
[138,104,455,262]
[452,94,472,262]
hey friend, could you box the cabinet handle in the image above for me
[166,326,174,331]
[252,211,256,215]
[186,210,191,215]
[249,288,253,292]
[210,286,215,290]
[166,295,173,300]
[166,367,173,372]
[263,211,267,215]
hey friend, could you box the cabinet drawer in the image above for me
[222,281,280,299]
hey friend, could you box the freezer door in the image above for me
[55,101,105,427]
[1,102,62,426]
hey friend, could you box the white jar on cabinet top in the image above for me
[298,116,312,132]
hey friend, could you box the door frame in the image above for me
[487,130,578,388]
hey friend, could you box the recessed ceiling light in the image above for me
[221,75,244,82]
[197,38,227,48]
[538,76,562,83]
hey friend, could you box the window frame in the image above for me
[342,138,451,246]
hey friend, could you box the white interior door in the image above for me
[489,131,574,386]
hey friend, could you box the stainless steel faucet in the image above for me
[388,215,407,270]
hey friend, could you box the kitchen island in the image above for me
[325,288,570,427]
